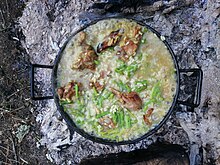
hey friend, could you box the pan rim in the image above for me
[51,16,180,145]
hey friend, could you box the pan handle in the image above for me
[30,64,54,100]
[177,68,203,108]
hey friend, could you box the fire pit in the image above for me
[30,16,202,145]
[19,0,220,164]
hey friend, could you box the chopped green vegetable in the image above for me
[112,112,118,124]
[88,120,99,132]
[76,120,85,126]
[74,84,79,99]
[134,80,148,93]
[119,110,124,128]
[72,96,85,111]
[99,127,130,142]
[68,108,84,117]
[141,38,147,44]
[124,84,131,92]
[150,82,164,104]
[103,90,112,99]
[115,63,127,74]
[60,100,73,105]
[125,115,131,128]
[142,100,152,112]
[111,108,134,128]
[115,61,139,78]
[142,28,148,33]
[135,86,147,93]
[125,109,138,124]
[109,93,114,99]
[151,82,161,100]
[108,47,115,51]
[114,80,131,92]
[92,87,99,104]
[138,53,143,60]
[135,80,148,85]
[94,60,100,65]
[96,110,110,119]
[99,128,121,139]
[126,63,139,78]
[93,87,98,96]
[151,82,160,98]
[93,89,113,108]
[97,96,105,107]
[116,59,125,64]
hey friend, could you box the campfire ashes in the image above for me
[19,0,220,164]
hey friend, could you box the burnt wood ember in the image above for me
[19,0,220,164]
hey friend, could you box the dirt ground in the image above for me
[0,0,52,164]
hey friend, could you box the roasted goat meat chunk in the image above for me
[57,80,82,101]
[143,108,154,125]
[117,40,138,61]
[97,29,123,53]
[72,32,98,70]
[117,26,143,61]
[110,87,142,111]
[72,45,98,70]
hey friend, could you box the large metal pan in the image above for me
[30,16,202,145]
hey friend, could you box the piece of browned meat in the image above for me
[143,108,154,126]
[97,29,123,53]
[72,45,98,70]
[116,26,143,61]
[133,26,142,42]
[110,87,142,111]
[89,70,112,91]
[117,40,138,61]
[89,81,104,91]
[57,80,82,101]
[72,32,98,70]
[143,115,152,125]
[99,116,115,129]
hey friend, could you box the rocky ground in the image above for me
[0,0,220,164]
